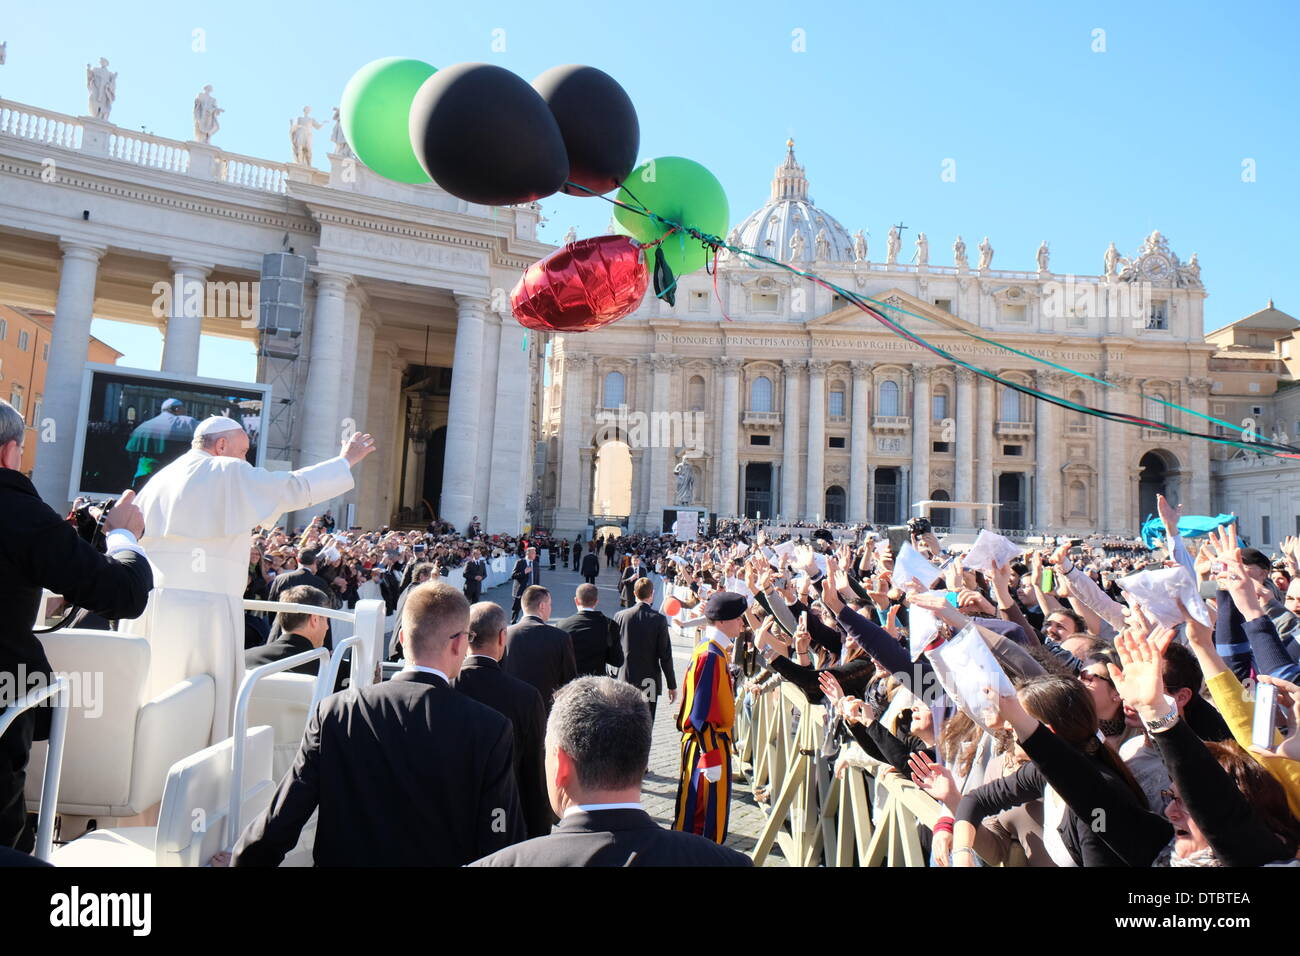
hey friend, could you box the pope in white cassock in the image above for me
[121,415,376,744]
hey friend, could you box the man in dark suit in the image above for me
[556,584,624,678]
[462,547,488,604]
[614,577,676,720]
[471,677,751,867]
[510,546,542,624]
[233,581,525,866]
[579,549,600,586]
[604,536,616,568]
[572,536,583,571]
[454,602,552,838]
[502,586,576,715]
[2,408,154,853]
[619,553,645,608]
[244,584,330,676]
[266,547,337,644]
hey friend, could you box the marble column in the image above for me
[362,339,397,528]
[1187,378,1213,514]
[646,354,676,523]
[718,357,742,517]
[440,294,488,530]
[630,448,646,527]
[849,361,870,523]
[33,240,106,506]
[1034,369,1060,531]
[910,363,932,517]
[299,272,351,475]
[486,312,530,534]
[976,376,995,518]
[781,358,804,522]
[954,368,975,522]
[556,352,590,527]
[805,359,828,520]
[1102,372,1133,532]
[159,260,211,376]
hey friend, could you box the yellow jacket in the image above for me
[1205,670,1300,819]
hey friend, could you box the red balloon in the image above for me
[511,235,649,333]
[662,596,682,617]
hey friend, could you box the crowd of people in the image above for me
[5,382,1300,870]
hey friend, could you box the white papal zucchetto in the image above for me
[193,415,244,438]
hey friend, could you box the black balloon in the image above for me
[532,64,639,197]
[408,62,569,206]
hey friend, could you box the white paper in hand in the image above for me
[894,542,942,590]
[963,529,1022,574]
[1117,565,1212,629]
[772,540,798,561]
[907,604,940,661]
[926,623,1015,732]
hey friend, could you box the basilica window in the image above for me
[750,376,773,412]
[879,380,900,416]
[1069,480,1088,516]
[602,370,625,409]
[829,388,845,417]
[1147,301,1169,330]
[1000,386,1025,423]
[932,387,949,422]
[688,375,706,411]
[1144,389,1171,425]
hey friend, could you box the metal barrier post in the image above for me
[0,675,70,862]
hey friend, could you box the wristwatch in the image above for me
[1141,695,1180,733]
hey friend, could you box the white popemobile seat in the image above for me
[50,725,275,867]
[24,629,214,819]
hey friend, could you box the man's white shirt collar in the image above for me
[402,664,450,684]
[564,801,642,817]
[706,625,733,651]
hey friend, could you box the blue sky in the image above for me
[6,0,1298,380]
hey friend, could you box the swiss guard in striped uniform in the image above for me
[673,590,745,844]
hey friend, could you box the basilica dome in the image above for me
[730,140,856,264]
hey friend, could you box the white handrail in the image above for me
[225,648,328,853]
[0,676,70,861]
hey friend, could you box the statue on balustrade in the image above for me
[330,106,353,158]
[1036,240,1050,273]
[852,229,868,263]
[86,57,117,120]
[886,225,901,264]
[915,232,929,266]
[193,86,223,144]
[788,229,806,263]
[953,235,968,270]
[289,106,324,166]
[978,236,994,271]
[1104,241,1120,277]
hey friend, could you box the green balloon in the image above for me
[340,57,437,183]
[613,156,729,277]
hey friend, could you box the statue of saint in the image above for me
[1103,241,1119,277]
[329,106,353,158]
[814,228,830,260]
[978,236,994,271]
[789,229,806,263]
[953,235,968,270]
[86,58,117,120]
[673,454,696,505]
[886,225,901,265]
[289,106,324,166]
[193,86,223,144]
[563,226,578,245]
[915,232,929,266]
[852,229,868,263]
[1036,240,1050,273]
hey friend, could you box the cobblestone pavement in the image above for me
[482,557,782,863]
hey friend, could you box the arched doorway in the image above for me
[1138,451,1174,523]
[997,472,1026,531]
[592,439,632,518]
[744,463,772,519]
[825,485,846,523]
[930,489,952,529]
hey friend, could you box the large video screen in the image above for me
[70,365,270,500]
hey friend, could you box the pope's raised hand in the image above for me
[342,432,377,466]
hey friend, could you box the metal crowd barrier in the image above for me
[736,680,945,867]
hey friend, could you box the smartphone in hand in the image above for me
[1252,683,1279,750]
